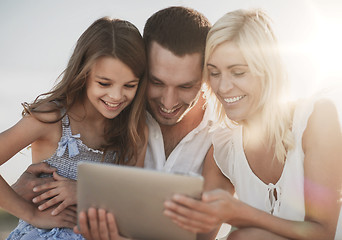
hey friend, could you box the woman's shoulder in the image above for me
[211,125,240,182]
[305,98,340,133]
[212,124,238,149]
[294,96,340,152]
[293,96,339,127]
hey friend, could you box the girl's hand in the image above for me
[32,172,77,216]
[74,208,132,240]
[29,203,77,229]
[164,189,238,233]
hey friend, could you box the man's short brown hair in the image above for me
[143,6,211,61]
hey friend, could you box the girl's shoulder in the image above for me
[25,101,64,123]
[17,101,64,140]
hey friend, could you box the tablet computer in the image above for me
[77,161,204,240]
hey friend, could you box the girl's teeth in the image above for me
[105,101,119,107]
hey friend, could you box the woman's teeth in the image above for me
[224,95,245,103]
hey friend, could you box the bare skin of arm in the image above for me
[163,100,342,240]
[15,111,151,219]
[196,145,235,240]
[0,114,76,228]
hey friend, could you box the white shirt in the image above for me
[144,103,214,175]
[213,95,342,238]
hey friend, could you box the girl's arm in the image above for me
[0,114,76,228]
[164,100,342,240]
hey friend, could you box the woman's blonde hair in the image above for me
[205,9,293,163]
[23,17,147,164]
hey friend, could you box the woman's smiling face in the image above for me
[207,41,262,122]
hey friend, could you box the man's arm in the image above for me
[12,162,56,202]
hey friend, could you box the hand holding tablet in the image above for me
[77,162,203,240]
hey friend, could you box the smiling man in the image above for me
[143,7,214,175]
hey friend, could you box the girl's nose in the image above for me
[108,87,122,101]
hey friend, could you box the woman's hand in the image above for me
[164,189,239,233]
[32,172,77,216]
[74,208,132,240]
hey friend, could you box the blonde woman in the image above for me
[164,9,342,239]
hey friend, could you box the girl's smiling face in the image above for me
[85,56,139,120]
[207,41,262,123]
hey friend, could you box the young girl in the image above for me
[164,9,342,239]
[1,17,148,239]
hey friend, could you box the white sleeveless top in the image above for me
[213,96,342,238]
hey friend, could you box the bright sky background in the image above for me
[0,0,341,185]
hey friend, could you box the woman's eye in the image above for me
[209,72,220,78]
[232,71,245,77]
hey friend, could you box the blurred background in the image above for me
[0,0,341,238]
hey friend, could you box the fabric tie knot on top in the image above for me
[265,183,281,215]
[56,134,81,158]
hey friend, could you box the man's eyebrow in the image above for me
[150,75,163,82]
[150,74,201,86]
[179,78,201,86]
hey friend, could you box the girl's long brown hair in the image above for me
[23,17,147,164]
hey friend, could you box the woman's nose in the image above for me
[219,75,233,93]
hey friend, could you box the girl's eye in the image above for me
[125,84,138,89]
[98,82,110,87]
